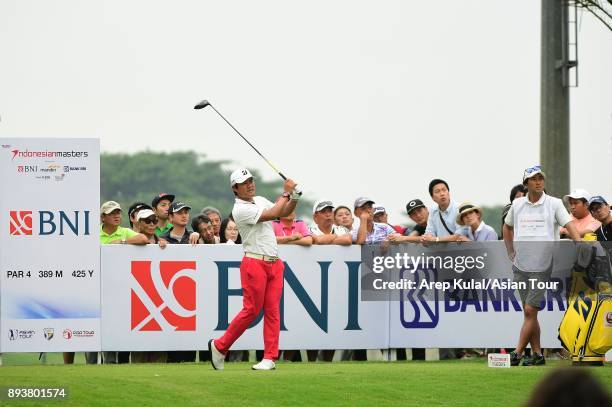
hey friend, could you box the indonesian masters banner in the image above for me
[0,138,100,352]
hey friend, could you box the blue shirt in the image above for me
[351,222,396,244]
[461,221,498,241]
[424,201,464,237]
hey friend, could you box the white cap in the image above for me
[230,168,254,186]
[563,189,592,205]
[312,200,334,214]
[373,206,386,215]
[522,165,546,183]
[101,201,121,215]
[136,209,155,221]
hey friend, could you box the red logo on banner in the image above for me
[131,261,197,331]
[9,211,33,235]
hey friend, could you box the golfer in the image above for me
[209,168,300,370]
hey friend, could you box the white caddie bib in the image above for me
[517,214,547,237]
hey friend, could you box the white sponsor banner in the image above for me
[388,242,576,348]
[101,244,389,351]
[101,242,578,350]
[0,138,100,352]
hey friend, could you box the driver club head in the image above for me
[194,100,211,110]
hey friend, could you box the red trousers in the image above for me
[215,257,284,360]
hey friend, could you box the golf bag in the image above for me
[558,244,612,365]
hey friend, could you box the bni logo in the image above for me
[9,211,33,235]
[8,210,91,236]
[131,261,197,331]
[400,266,440,328]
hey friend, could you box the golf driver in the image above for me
[194,99,301,195]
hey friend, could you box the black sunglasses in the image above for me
[140,217,158,225]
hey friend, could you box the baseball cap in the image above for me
[406,199,425,215]
[230,168,254,186]
[151,193,175,208]
[354,197,374,209]
[588,195,608,209]
[136,209,156,221]
[563,189,592,205]
[313,200,334,214]
[101,201,121,215]
[522,165,546,183]
[169,201,191,214]
[128,202,152,219]
[373,206,386,215]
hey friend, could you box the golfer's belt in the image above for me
[244,252,279,263]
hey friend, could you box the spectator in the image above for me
[588,196,612,242]
[373,206,405,234]
[99,201,147,364]
[127,202,152,231]
[152,193,175,236]
[130,208,168,364]
[503,165,580,366]
[190,214,217,362]
[160,202,194,245]
[220,217,242,244]
[162,201,197,363]
[273,208,313,246]
[501,184,527,234]
[389,199,429,244]
[201,207,222,243]
[456,202,497,241]
[191,215,217,244]
[134,209,167,248]
[100,201,148,246]
[352,197,399,244]
[309,200,351,245]
[422,179,468,243]
[334,205,354,231]
[523,368,611,407]
[561,189,601,238]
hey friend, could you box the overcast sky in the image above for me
[1,0,610,221]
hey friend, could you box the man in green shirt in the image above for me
[152,193,175,236]
[98,201,148,364]
[100,201,148,245]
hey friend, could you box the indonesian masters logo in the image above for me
[131,261,197,331]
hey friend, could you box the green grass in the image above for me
[0,356,610,407]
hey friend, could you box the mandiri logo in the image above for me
[131,261,197,331]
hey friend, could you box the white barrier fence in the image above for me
[3,242,578,352]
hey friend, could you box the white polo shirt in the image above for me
[505,193,571,272]
[232,196,278,257]
[309,223,350,236]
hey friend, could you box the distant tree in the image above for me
[101,151,313,227]
[480,205,505,238]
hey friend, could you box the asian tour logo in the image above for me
[131,261,197,331]
[10,211,33,235]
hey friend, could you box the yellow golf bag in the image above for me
[558,244,612,365]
